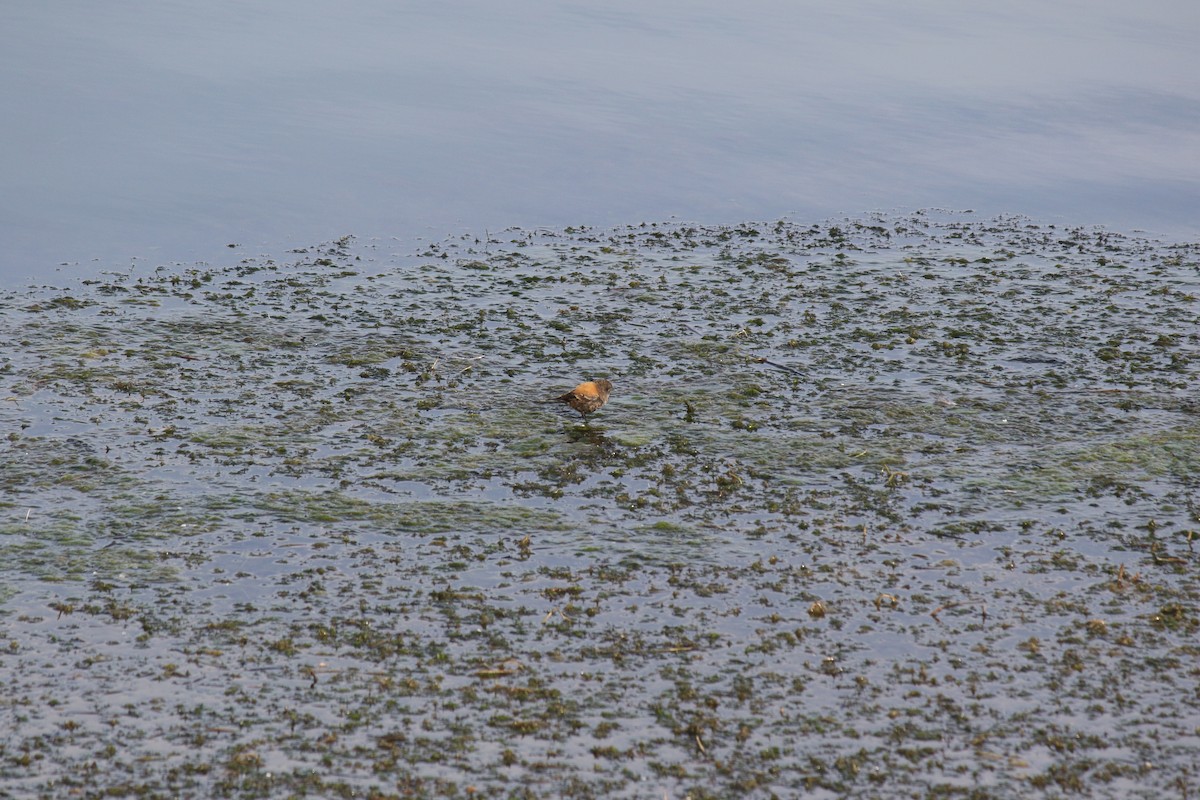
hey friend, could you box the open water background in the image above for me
[2,0,1198,282]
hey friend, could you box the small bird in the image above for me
[552,379,612,419]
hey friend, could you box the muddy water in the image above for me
[2,212,1198,798]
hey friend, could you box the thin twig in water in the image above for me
[751,356,807,376]
[931,600,988,622]
[457,355,484,375]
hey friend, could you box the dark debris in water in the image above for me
[1,211,1199,798]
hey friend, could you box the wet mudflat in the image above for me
[1,211,1198,799]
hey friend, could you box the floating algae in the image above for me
[0,212,1197,798]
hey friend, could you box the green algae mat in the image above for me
[1,212,1198,798]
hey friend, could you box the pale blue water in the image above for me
[2,0,1198,281]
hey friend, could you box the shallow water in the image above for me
[2,212,1197,798]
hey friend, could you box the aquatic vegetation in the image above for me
[0,211,1197,798]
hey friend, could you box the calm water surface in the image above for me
[2,0,1198,281]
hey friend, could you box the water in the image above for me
[2,0,1198,281]
[3,2,1200,794]
[2,216,1198,797]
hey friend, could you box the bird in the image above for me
[552,379,612,419]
